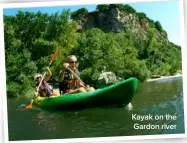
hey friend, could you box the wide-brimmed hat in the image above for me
[34,73,42,80]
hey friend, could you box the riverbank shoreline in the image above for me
[146,74,182,82]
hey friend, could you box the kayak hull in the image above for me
[33,77,138,110]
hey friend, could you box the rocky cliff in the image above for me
[71,5,168,43]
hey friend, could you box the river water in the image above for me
[6,76,185,141]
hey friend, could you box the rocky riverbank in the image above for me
[146,73,182,82]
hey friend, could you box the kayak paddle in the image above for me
[66,67,86,88]
[26,49,59,109]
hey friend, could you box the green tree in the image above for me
[108,4,124,10]
[155,21,163,31]
[96,4,109,12]
[71,8,88,19]
[122,4,136,13]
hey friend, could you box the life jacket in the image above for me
[38,81,54,97]
[59,69,80,94]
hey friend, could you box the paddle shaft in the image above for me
[66,67,86,88]
[36,71,47,92]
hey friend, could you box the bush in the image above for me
[71,8,88,19]
[122,4,136,13]
[108,4,124,10]
[155,21,162,31]
[96,4,109,12]
[137,12,147,20]
[80,68,100,85]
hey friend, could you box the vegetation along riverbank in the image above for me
[4,4,182,98]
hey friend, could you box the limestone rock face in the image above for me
[74,7,167,41]
[76,8,140,33]
[97,72,117,88]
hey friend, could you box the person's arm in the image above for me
[59,63,69,82]
[45,67,52,82]
[59,69,66,82]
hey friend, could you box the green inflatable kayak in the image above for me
[33,77,138,110]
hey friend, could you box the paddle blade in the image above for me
[26,99,34,109]
[26,102,32,109]
[50,49,58,65]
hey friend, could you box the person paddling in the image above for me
[34,67,59,97]
[59,55,95,95]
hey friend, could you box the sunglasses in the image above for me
[69,61,77,64]
[35,77,41,81]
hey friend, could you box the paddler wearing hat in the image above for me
[34,67,58,97]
